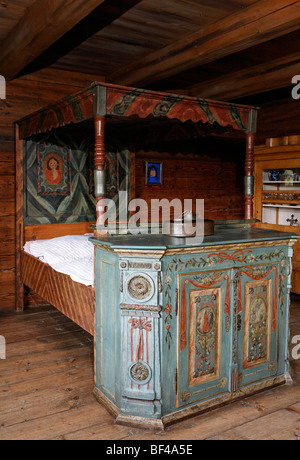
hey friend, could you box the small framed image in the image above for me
[145,161,162,185]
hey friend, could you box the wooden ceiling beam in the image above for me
[0,0,107,80]
[110,0,300,87]
[188,52,300,100]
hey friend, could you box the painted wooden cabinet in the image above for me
[92,229,297,429]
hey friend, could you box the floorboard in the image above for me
[0,295,299,441]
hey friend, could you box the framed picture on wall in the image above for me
[145,161,162,185]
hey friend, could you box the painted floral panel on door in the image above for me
[188,288,221,387]
[243,279,271,369]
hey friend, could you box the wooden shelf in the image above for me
[262,204,300,209]
[254,146,300,294]
[263,181,300,185]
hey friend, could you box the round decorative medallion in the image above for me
[127,274,154,301]
[129,361,151,385]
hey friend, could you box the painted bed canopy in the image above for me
[15,81,259,227]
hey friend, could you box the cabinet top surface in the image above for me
[91,228,298,250]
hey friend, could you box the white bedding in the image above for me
[23,234,95,286]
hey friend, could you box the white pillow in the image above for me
[23,234,94,266]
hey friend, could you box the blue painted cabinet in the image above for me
[92,232,296,429]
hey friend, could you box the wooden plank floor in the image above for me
[0,296,299,441]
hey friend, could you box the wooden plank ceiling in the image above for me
[0,0,299,104]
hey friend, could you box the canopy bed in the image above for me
[15,82,297,428]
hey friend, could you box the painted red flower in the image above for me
[164,303,172,316]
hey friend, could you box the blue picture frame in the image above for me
[146,161,162,185]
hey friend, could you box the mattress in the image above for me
[23,234,95,286]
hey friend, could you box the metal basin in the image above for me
[164,219,214,237]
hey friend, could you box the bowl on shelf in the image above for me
[282,136,289,146]
[269,170,280,181]
[288,135,300,145]
[266,137,282,147]
[281,169,294,183]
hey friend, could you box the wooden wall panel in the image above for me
[0,138,16,309]
[0,68,103,311]
[134,148,245,221]
[256,98,300,145]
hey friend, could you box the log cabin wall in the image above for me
[256,98,300,145]
[133,137,246,222]
[0,69,103,311]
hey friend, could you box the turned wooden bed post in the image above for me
[245,132,254,220]
[93,85,108,236]
[244,108,258,220]
[94,116,108,235]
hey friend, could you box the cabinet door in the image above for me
[177,270,232,408]
[235,263,279,389]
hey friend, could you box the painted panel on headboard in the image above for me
[23,134,130,225]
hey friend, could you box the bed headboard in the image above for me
[23,134,130,223]
[20,129,131,239]
[24,222,94,242]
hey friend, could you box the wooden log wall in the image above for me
[0,68,103,311]
[256,97,300,145]
[134,138,246,222]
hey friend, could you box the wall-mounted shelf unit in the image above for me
[254,144,300,294]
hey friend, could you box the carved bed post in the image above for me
[244,108,258,220]
[94,116,108,236]
[244,132,254,220]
